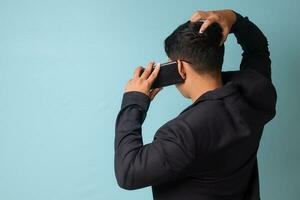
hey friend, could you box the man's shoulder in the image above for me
[222,69,277,115]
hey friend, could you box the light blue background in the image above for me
[0,0,299,199]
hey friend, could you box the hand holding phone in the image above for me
[141,61,185,89]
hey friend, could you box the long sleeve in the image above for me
[230,11,272,81]
[114,91,196,190]
[222,11,277,125]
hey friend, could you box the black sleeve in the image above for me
[114,91,196,190]
[222,11,277,122]
[230,11,272,81]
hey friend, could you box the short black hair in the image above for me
[164,21,224,74]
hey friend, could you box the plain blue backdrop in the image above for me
[0,0,299,199]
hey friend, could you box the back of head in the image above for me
[164,21,224,74]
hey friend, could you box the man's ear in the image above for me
[177,60,186,79]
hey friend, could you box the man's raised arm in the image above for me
[230,11,272,81]
[190,10,272,81]
[191,9,276,119]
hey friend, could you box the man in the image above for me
[114,9,277,200]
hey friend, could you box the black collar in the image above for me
[180,81,238,114]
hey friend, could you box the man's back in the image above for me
[151,70,276,199]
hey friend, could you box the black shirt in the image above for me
[114,12,277,200]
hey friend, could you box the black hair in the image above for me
[164,21,224,74]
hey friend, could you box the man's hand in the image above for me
[124,62,163,101]
[190,9,237,45]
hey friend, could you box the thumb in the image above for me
[149,87,163,101]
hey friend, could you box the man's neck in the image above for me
[190,73,223,103]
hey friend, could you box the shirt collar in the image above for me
[180,81,238,114]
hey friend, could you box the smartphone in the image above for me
[141,61,185,89]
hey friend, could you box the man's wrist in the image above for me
[120,91,151,112]
[229,11,243,33]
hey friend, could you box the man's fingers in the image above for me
[199,17,216,33]
[133,66,143,79]
[140,62,154,80]
[220,27,229,46]
[147,63,160,83]
[190,11,207,22]
[149,87,163,100]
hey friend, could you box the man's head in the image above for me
[165,20,224,73]
[164,20,225,100]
